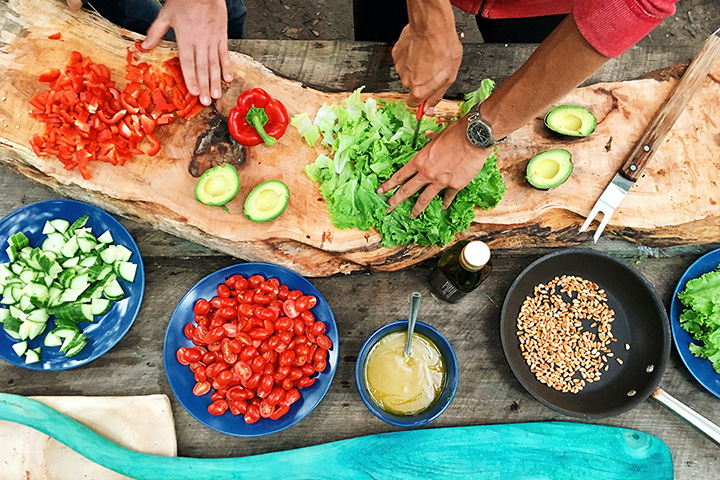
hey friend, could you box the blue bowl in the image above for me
[669,248,720,399]
[355,320,458,427]
[0,200,144,371]
[164,263,338,437]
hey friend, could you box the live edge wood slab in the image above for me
[1,0,719,276]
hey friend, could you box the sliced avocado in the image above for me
[244,180,290,222]
[194,164,240,209]
[526,149,573,190]
[544,105,596,137]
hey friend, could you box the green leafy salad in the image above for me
[678,265,720,373]
[290,80,506,248]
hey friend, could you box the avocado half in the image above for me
[194,164,241,208]
[544,105,596,137]
[526,149,573,190]
[244,180,290,222]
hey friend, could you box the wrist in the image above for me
[407,0,456,36]
[465,102,507,148]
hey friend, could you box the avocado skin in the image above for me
[194,164,241,206]
[244,180,290,223]
[544,105,597,137]
[526,149,573,190]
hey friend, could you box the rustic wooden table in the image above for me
[1,39,719,479]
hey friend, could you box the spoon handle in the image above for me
[405,292,422,356]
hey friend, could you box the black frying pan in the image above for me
[501,249,720,443]
[501,248,669,417]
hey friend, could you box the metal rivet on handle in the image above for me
[643,145,650,152]
[630,164,637,171]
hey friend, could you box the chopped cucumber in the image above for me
[1,214,139,362]
[24,347,41,364]
[12,341,27,357]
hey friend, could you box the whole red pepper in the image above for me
[228,88,289,146]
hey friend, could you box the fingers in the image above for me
[142,14,171,51]
[412,184,443,218]
[442,188,460,209]
[176,36,200,97]
[385,174,426,212]
[219,40,233,83]
[377,161,418,195]
[66,0,83,12]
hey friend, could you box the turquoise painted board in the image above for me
[0,394,672,480]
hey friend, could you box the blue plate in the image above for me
[163,263,338,437]
[670,248,720,399]
[0,200,145,370]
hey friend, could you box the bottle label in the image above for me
[439,280,458,300]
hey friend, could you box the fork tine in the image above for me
[593,210,614,244]
[579,203,603,233]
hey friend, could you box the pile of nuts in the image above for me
[516,275,619,394]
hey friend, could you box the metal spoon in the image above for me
[404,292,422,357]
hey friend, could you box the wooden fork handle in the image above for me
[621,30,720,182]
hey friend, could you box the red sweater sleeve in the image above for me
[574,0,678,57]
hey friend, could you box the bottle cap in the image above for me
[459,241,491,272]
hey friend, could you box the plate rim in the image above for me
[669,247,720,399]
[163,262,339,437]
[0,199,145,371]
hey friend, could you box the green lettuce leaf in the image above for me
[678,266,720,373]
[300,85,506,248]
[459,79,496,116]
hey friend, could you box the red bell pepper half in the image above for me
[228,88,288,146]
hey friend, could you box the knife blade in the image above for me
[579,27,720,243]
[82,1,130,46]
[411,102,425,149]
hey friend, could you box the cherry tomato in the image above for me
[288,290,303,301]
[244,404,261,424]
[216,369,233,386]
[240,345,258,362]
[305,296,317,309]
[267,278,280,288]
[233,360,253,381]
[296,296,310,312]
[278,285,289,300]
[228,398,247,416]
[314,360,327,372]
[270,404,290,420]
[257,374,274,398]
[313,348,327,364]
[194,365,207,383]
[296,376,315,388]
[193,381,211,396]
[193,299,210,315]
[217,284,231,298]
[259,399,274,418]
[300,310,315,326]
[211,390,226,402]
[184,323,196,339]
[234,276,249,291]
[210,297,223,310]
[279,350,295,366]
[238,303,254,317]
[283,299,300,318]
[206,326,226,343]
[248,328,271,341]
[247,275,264,289]
[301,364,316,376]
[184,347,202,364]
[292,318,305,335]
[281,378,295,390]
[223,323,238,338]
[220,297,238,308]
[244,372,261,390]
[253,291,271,305]
[273,364,290,381]
[282,388,301,406]
[316,334,333,350]
[250,355,266,373]
[236,332,253,346]
[266,387,285,406]
[288,367,303,381]
[218,307,237,320]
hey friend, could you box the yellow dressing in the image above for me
[364,331,445,415]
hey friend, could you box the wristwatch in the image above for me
[466,103,507,148]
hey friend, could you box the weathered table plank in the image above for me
[1,36,719,480]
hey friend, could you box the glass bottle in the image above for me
[428,240,492,303]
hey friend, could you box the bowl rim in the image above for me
[355,320,458,427]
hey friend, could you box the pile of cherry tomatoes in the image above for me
[176,274,332,424]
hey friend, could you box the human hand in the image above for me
[377,117,489,217]
[392,22,462,115]
[142,0,233,106]
[65,0,83,12]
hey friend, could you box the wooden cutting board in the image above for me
[0,395,176,480]
[1,0,718,277]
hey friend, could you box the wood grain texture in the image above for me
[0,395,176,480]
[1,0,719,277]
[620,32,720,182]
[0,394,673,480]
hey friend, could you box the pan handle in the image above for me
[651,387,720,446]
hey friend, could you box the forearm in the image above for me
[481,14,609,139]
[406,0,455,38]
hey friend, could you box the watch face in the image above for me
[467,121,494,148]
